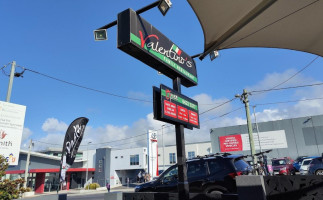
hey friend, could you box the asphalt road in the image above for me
[67,193,105,200]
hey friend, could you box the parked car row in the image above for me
[135,153,252,195]
[292,156,321,175]
[135,153,323,195]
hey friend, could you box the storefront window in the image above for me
[130,155,139,165]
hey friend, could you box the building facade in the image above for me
[4,141,212,193]
[210,114,323,160]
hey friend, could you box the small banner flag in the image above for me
[58,117,89,187]
[171,44,182,56]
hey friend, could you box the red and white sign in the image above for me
[164,100,177,118]
[148,130,158,179]
[188,110,198,126]
[219,130,288,152]
[177,105,188,122]
[219,135,243,152]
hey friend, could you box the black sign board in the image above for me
[117,8,198,87]
[153,84,200,129]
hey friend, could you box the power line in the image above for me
[252,56,320,96]
[270,56,319,89]
[250,82,323,93]
[254,97,323,106]
[23,68,152,103]
[199,97,237,115]
[201,107,244,124]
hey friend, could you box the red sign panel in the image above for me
[177,105,188,122]
[153,85,199,129]
[188,110,198,126]
[164,100,177,118]
[219,135,243,152]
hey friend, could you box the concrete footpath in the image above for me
[22,185,135,198]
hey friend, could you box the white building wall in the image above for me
[157,141,212,171]
[109,147,147,187]
[82,149,96,168]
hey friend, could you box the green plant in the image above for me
[85,183,100,190]
[0,155,26,200]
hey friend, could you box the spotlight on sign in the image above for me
[158,0,172,16]
[210,50,219,61]
[94,29,108,41]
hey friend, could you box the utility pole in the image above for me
[236,89,257,168]
[253,106,262,153]
[6,61,16,102]
[23,139,33,188]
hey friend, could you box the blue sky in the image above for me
[1,0,322,151]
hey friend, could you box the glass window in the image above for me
[303,160,312,165]
[188,151,195,159]
[169,153,176,164]
[208,159,225,174]
[130,155,139,165]
[187,161,207,178]
[272,159,286,166]
[234,158,250,171]
[163,166,178,182]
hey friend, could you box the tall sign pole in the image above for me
[173,77,189,200]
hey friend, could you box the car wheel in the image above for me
[208,190,223,199]
[315,170,323,175]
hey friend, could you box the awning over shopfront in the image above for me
[29,168,96,173]
[5,170,25,174]
[187,0,323,59]
[5,168,95,174]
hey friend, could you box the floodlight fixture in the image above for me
[94,29,108,41]
[158,0,172,16]
[210,50,219,61]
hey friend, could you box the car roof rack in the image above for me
[189,152,232,160]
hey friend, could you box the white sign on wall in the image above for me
[0,101,26,165]
[242,130,288,150]
[147,130,158,178]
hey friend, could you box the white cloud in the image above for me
[42,118,68,133]
[247,69,314,93]
[20,128,33,150]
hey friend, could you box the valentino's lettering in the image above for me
[139,31,192,68]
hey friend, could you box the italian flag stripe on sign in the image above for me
[172,44,182,56]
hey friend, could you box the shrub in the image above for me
[85,183,100,190]
[0,155,27,199]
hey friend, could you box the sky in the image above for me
[1,0,322,152]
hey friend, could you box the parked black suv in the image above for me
[135,154,251,194]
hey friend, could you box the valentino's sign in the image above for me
[117,8,198,87]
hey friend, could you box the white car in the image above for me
[299,158,315,175]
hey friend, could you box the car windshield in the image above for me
[234,158,250,171]
[272,159,286,166]
[303,160,312,165]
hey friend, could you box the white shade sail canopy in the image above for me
[187,0,323,59]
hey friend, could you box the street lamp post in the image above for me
[23,139,33,188]
[162,124,166,171]
[86,142,92,189]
